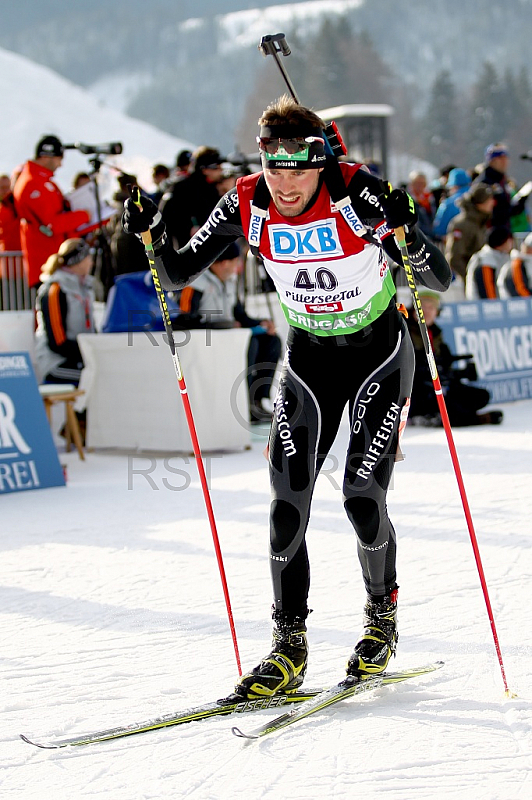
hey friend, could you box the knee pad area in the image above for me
[270,499,301,553]
[344,496,380,545]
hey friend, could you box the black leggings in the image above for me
[268,306,415,616]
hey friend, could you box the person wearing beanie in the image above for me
[34,238,95,386]
[432,168,471,240]
[465,227,513,299]
[173,242,282,423]
[407,289,503,427]
[13,134,90,288]
[123,94,451,698]
[497,231,532,298]
[473,142,530,233]
[446,183,495,282]
[175,149,192,176]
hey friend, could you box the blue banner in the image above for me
[437,298,532,404]
[0,352,65,493]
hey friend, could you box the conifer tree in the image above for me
[421,70,461,166]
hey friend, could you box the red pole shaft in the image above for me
[395,225,510,694]
[433,375,509,693]
[176,368,242,676]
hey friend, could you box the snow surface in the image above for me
[0,47,194,195]
[1,397,531,799]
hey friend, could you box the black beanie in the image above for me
[488,228,512,249]
[214,243,240,262]
[35,135,64,159]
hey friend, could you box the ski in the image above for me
[19,687,325,749]
[232,661,444,740]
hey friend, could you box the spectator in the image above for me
[465,227,513,299]
[150,163,170,206]
[473,142,530,232]
[13,135,90,288]
[407,289,503,427]
[35,238,95,386]
[154,150,192,203]
[108,173,148,277]
[497,232,532,297]
[72,172,91,190]
[160,146,225,249]
[429,163,456,208]
[445,183,495,281]
[174,243,282,423]
[175,149,192,178]
[432,168,471,241]
[0,172,22,252]
[215,163,242,198]
[407,171,435,238]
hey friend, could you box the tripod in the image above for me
[87,155,115,301]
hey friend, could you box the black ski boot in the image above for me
[347,588,398,678]
[234,611,309,699]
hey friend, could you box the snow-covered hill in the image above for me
[0,47,194,196]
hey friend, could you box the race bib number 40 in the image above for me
[268,219,343,261]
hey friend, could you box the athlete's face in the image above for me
[264,168,323,217]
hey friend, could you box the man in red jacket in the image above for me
[13,135,90,287]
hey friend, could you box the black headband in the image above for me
[259,124,325,139]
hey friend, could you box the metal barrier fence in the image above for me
[0,251,36,311]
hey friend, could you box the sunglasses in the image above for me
[257,136,324,155]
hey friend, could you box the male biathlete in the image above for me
[123,95,451,698]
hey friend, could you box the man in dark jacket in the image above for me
[407,289,503,427]
[159,146,225,249]
[473,143,529,232]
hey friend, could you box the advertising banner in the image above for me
[437,298,532,404]
[0,352,65,494]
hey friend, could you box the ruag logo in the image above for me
[269,219,343,261]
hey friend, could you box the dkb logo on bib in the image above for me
[268,219,343,261]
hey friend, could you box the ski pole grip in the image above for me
[394,226,406,248]
[128,184,153,247]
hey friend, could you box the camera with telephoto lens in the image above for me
[63,142,123,156]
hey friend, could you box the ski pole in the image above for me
[394,225,512,696]
[129,186,242,676]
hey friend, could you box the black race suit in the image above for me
[151,166,451,617]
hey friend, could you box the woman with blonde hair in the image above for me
[35,238,95,385]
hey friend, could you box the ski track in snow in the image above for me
[1,400,531,799]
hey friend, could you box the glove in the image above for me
[378,188,418,231]
[122,195,164,239]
